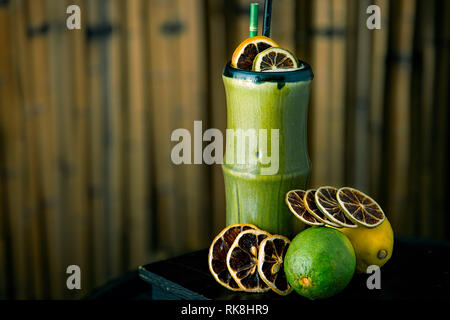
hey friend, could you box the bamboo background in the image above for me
[0,0,448,299]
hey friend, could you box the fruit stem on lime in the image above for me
[300,276,312,287]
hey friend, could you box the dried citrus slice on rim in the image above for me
[303,189,341,228]
[208,224,258,291]
[286,190,324,226]
[337,187,385,228]
[252,47,299,72]
[226,229,271,292]
[231,36,279,70]
[257,235,293,296]
[315,186,358,228]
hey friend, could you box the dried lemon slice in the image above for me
[208,224,258,291]
[252,47,299,72]
[226,229,271,292]
[286,190,324,226]
[257,235,293,296]
[337,187,385,228]
[303,189,341,228]
[231,36,279,70]
[315,186,358,228]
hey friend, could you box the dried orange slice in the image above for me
[315,186,358,228]
[337,187,385,228]
[231,36,279,70]
[286,190,324,226]
[303,189,341,228]
[208,224,258,291]
[257,235,293,296]
[226,229,271,292]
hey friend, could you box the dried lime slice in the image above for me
[208,224,258,291]
[252,47,299,72]
[303,189,341,228]
[226,229,271,293]
[337,187,385,228]
[257,235,293,296]
[315,186,358,228]
[286,190,324,226]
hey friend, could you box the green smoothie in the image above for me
[222,61,314,237]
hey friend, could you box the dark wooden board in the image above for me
[138,237,450,300]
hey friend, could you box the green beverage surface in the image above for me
[222,74,312,237]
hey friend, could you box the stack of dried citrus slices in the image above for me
[231,36,300,72]
[208,224,293,296]
[286,186,385,229]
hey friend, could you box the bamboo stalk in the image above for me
[178,0,209,250]
[343,0,358,186]
[430,0,449,239]
[15,0,45,299]
[384,0,416,234]
[86,0,107,287]
[68,0,91,294]
[352,0,372,193]
[310,0,332,187]
[329,0,347,188]
[124,0,148,267]
[107,0,124,276]
[146,0,182,255]
[11,0,37,299]
[418,0,436,237]
[407,0,436,237]
[370,0,389,200]
[207,0,227,236]
[27,0,64,298]
[47,0,75,298]
[0,3,10,299]
[0,0,28,299]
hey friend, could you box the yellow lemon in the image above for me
[338,218,394,273]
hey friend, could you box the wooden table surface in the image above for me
[87,236,450,300]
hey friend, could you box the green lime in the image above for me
[284,227,356,299]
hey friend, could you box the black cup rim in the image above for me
[223,60,314,83]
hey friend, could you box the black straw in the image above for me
[262,0,272,37]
